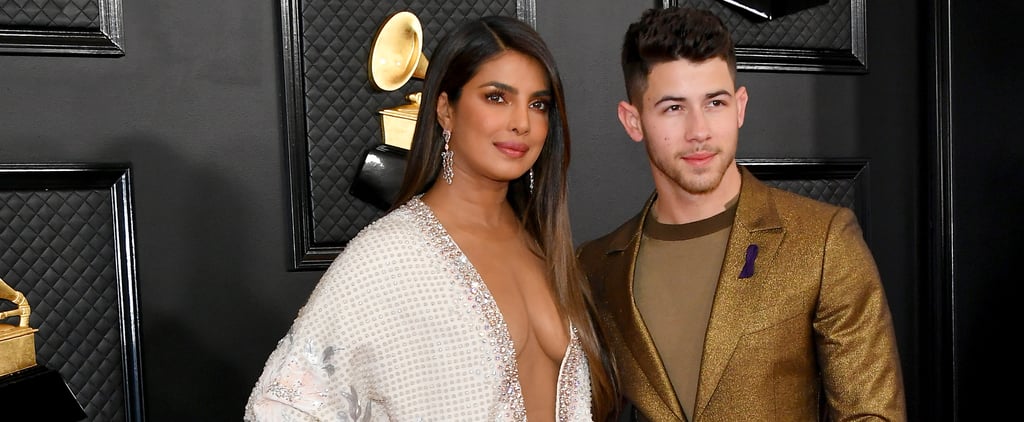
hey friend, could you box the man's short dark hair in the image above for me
[621,7,737,105]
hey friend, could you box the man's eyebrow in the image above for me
[653,90,732,105]
[705,89,732,99]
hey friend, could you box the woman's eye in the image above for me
[486,92,506,103]
[530,100,549,111]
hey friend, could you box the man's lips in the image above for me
[495,142,528,158]
[683,151,715,165]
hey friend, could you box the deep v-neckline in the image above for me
[406,197,581,421]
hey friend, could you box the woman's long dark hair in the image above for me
[390,15,616,419]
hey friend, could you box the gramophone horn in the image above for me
[368,11,429,91]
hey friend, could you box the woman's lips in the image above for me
[495,142,528,158]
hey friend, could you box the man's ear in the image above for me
[617,101,644,142]
[436,92,452,130]
[735,86,749,128]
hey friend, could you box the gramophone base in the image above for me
[0,325,37,377]
[350,144,409,210]
[0,365,86,421]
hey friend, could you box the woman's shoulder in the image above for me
[322,199,436,276]
[351,203,419,243]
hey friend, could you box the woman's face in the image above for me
[436,50,551,188]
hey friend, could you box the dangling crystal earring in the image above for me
[528,168,534,194]
[441,129,454,185]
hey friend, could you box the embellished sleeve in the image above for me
[245,333,370,421]
[243,275,378,421]
[244,228,392,421]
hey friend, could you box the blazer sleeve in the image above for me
[814,207,907,421]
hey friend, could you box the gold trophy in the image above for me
[368,10,428,150]
[0,276,87,420]
[350,11,429,210]
[0,277,37,376]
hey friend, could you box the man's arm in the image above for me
[814,207,907,421]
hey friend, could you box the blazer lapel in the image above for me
[694,168,785,417]
[603,194,684,421]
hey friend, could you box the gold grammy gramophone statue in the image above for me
[368,10,428,151]
[0,276,87,420]
[350,11,430,210]
[0,276,37,377]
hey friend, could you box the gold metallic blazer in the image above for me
[578,167,906,422]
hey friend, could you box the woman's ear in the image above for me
[617,101,644,142]
[436,92,452,130]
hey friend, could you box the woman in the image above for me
[246,15,615,421]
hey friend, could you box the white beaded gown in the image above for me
[245,198,592,421]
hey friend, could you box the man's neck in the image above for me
[652,164,742,225]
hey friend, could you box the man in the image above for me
[578,7,906,421]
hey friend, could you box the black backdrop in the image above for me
[1,0,1012,419]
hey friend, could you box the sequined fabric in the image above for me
[245,198,592,421]
[578,168,905,421]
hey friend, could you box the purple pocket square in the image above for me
[739,244,758,279]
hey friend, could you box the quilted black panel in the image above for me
[678,0,850,50]
[301,0,517,247]
[0,0,123,56]
[740,159,869,234]
[0,164,142,421]
[0,0,101,29]
[762,178,856,209]
[0,189,122,420]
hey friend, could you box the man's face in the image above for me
[618,57,747,196]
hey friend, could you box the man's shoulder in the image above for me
[767,184,841,213]
[739,179,866,240]
[577,211,644,266]
[579,221,627,249]
[577,223,624,260]
[744,174,847,223]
